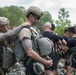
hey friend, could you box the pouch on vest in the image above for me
[12,39,25,62]
[2,48,15,70]
[37,37,53,56]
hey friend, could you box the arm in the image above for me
[7,22,31,36]
[0,22,31,41]
[0,33,8,41]
[61,45,69,53]
[22,38,53,67]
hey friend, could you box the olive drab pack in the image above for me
[12,39,25,62]
[12,26,53,60]
[2,48,15,70]
[7,37,26,75]
[36,37,53,56]
[8,26,53,75]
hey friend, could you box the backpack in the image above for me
[36,36,53,56]
[2,47,15,70]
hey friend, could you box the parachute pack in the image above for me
[11,26,53,62]
[2,26,53,75]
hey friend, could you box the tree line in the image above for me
[0,5,75,35]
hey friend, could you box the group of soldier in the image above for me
[0,6,76,75]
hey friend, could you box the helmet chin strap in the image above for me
[29,18,36,26]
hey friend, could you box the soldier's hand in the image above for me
[7,30,12,36]
[45,59,53,67]
[61,46,69,53]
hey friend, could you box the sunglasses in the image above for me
[34,15,41,20]
[32,13,41,20]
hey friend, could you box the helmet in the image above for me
[0,17,10,26]
[26,6,43,17]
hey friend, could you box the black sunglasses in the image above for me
[34,15,41,20]
[32,13,41,20]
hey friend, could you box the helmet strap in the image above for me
[29,18,36,26]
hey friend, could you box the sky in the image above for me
[0,0,76,25]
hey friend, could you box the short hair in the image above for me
[44,22,51,28]
[64,29,68,33]
[68,27,75,33]
[51,24,55,30]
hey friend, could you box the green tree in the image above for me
[0,7,10,18]
[0,5,26,28]
[37,11,54,32]
[17,17,25,26]
[55,8,71,35]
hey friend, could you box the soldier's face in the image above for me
[0,24,8,32]
[30,14,41,25]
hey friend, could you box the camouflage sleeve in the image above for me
[0,24,25,41]
[0,33,8,41]
[10,24,25,36]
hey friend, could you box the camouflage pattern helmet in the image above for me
[0,17,10,26]
[26,6,43,17]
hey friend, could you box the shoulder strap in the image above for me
[25,26,38,51]
[23,26,39,66]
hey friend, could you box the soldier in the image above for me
[62,27,76,75]
[0,17,31,41]
[0,17,30,74]
[18,6,53,75]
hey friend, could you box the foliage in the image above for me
[37,11,54,32]
[0,6,53,31]
[0,5,26,29]
[55,8,71,35]
[0,6,72,34]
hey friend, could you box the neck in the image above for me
[44,28,50,32]
[26,19,32,26]
[26,18,35,26]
